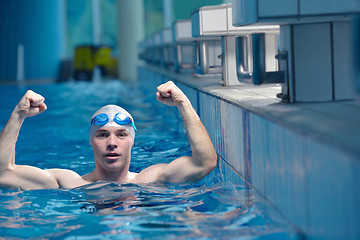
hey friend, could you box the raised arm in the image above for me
[0,90,61,189]
[0,90,47,169]
[143,81,217,183]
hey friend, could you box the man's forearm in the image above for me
[0,108,25,169]
[177,100,217,168]
[154,81,217,183]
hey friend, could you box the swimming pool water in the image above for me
[0,81,300,239]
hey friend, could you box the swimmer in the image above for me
[0,81,217,190]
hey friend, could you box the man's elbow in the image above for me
[201,151,217,172]
[208,152,218,171]
[194,153,217,182]
[0,160,15,172]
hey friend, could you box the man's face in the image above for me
[91,126,133,171]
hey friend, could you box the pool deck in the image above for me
[145,64,360,157]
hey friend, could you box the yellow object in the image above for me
[73,45,117,80]
[94,46,112,68]
[108,57,118,77]
[74,46,95,71]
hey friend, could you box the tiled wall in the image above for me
[138,66,360,240]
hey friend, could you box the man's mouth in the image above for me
[105,153,120,158]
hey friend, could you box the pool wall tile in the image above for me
[249,113,268,197]
[305,139,360,239]
[199,92,222,154]
[267,122,309,233]
[219,101,244,176]
[219,157,246,187]
[285,130,308,233]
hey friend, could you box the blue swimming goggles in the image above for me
[90,113,137,131]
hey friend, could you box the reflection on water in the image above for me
[0,81,300,239]
[0,181,299,239]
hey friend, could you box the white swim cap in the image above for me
[89,105,136,144]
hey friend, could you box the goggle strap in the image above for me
[130,119,137,131]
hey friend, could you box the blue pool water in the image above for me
[0,81,300,239]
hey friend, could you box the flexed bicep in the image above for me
[0,165,59,190]
[0,90,49,188]
[134,158,204,184]
[155,156,211,183]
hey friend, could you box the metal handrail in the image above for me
[194,41,223,75]
[236,33,284,85]
[174,43,193,72]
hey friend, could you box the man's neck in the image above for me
[84,167,131,183]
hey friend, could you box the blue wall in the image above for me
[0,0,65,81]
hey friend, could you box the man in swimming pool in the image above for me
[0,81,217,190]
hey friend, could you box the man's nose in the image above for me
[107,134,118,149]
